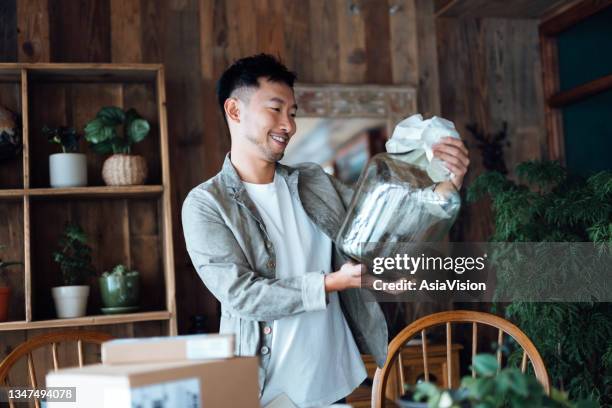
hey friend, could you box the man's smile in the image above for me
[270,133,289,147]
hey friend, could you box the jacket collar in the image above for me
[221,153,299,195]
[220,153,301,228]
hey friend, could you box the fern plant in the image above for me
[467,161,611,405]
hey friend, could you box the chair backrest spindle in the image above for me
[421,329,429,382]
[446,322,452,388]
[372,311,550,408]
[471,322,478,378]
[52,342,59,371]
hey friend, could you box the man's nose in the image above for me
[279,114,295,135]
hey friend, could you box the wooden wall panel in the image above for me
[0,0,17,62]
[0,0,549,335]
[309,0,340,82]
[16,0,50,62]
[110,0,142,62]
[283,0,313,82]
[48,0,111,63]
[389,0,419,86]
[416,0,442,116]
[336,0,367,83]
[362,0,392,84]
[437,17,546,241]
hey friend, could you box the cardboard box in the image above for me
[101,334,234,365]
[46,357,260,408]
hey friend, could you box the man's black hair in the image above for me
[216,53,297,120]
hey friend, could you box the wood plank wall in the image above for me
[0,0,441,335]
[0,1,548,335]
[436,17,547,242]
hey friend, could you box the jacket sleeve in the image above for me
[327,174,356,210]
[181,190,328,321]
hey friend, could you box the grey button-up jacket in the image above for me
[181,155,388,393]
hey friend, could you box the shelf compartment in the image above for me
[0,78,24,189]
[0,200,26,323]
[30,198,166,321]
[0,311,171,331]
[27,81,162,188]
[27,185,163,199]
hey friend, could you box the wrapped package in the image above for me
[336,114,462,264]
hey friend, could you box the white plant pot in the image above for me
[52,285,89,318]
[49,153,87,188]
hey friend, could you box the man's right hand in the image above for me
[324,261,364,292]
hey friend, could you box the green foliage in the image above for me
[467,161,612,405]
[42,125,80,153]
[52,223,95,286]
[101,264,139,279]
[84,107,150,155]
[410,354,597,408]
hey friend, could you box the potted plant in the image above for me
[99,264,140,314]
[43,125,87,188]
[0,245,22,322]
[468,162,611,404]
[401,354,596,408]
[84,106,150,186]
[51,223,95,318]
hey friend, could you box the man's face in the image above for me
[231,78,297,162]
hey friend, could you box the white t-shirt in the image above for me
[243,174,366,408]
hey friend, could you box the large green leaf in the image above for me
[127,118,150,144]
[84,118,116,143]
[97,106,125,126]
[472,354,499,377]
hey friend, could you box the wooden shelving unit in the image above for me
[0,63,177,336]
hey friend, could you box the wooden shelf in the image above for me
[0,189,25,200]
[0,186,164,200]
[27,185,163,199]
[0,311,172,331]
[0,63,177,340]
[0,63,161,83]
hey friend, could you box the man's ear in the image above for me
[224,98,241,123]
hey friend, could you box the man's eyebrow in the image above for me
[268,97,298,110]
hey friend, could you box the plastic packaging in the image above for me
[336,151,461,265]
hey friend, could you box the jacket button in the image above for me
[261,346,270,355]
[263,326,272,335]
[266,241,272,249]
[267,260,275,268]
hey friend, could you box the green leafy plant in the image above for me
[467,161,612,404]
[408,354,596,408]
[0,245,22,287]
[84,107,150,155]
[52,223,95,286]
[101,264,139,279]
[43,125,81,153]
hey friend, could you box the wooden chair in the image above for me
[372,310,550,408]
[0,330,113,408]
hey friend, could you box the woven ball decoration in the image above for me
[102,154,148,186]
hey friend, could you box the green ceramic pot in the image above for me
[99,273,139,308]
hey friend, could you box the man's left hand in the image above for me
[432,137,470,190]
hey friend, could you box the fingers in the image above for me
[435,137,468,156]
[432,141,470,168]
[434,151,469,175]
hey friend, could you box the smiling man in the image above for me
[182,54,469,407]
